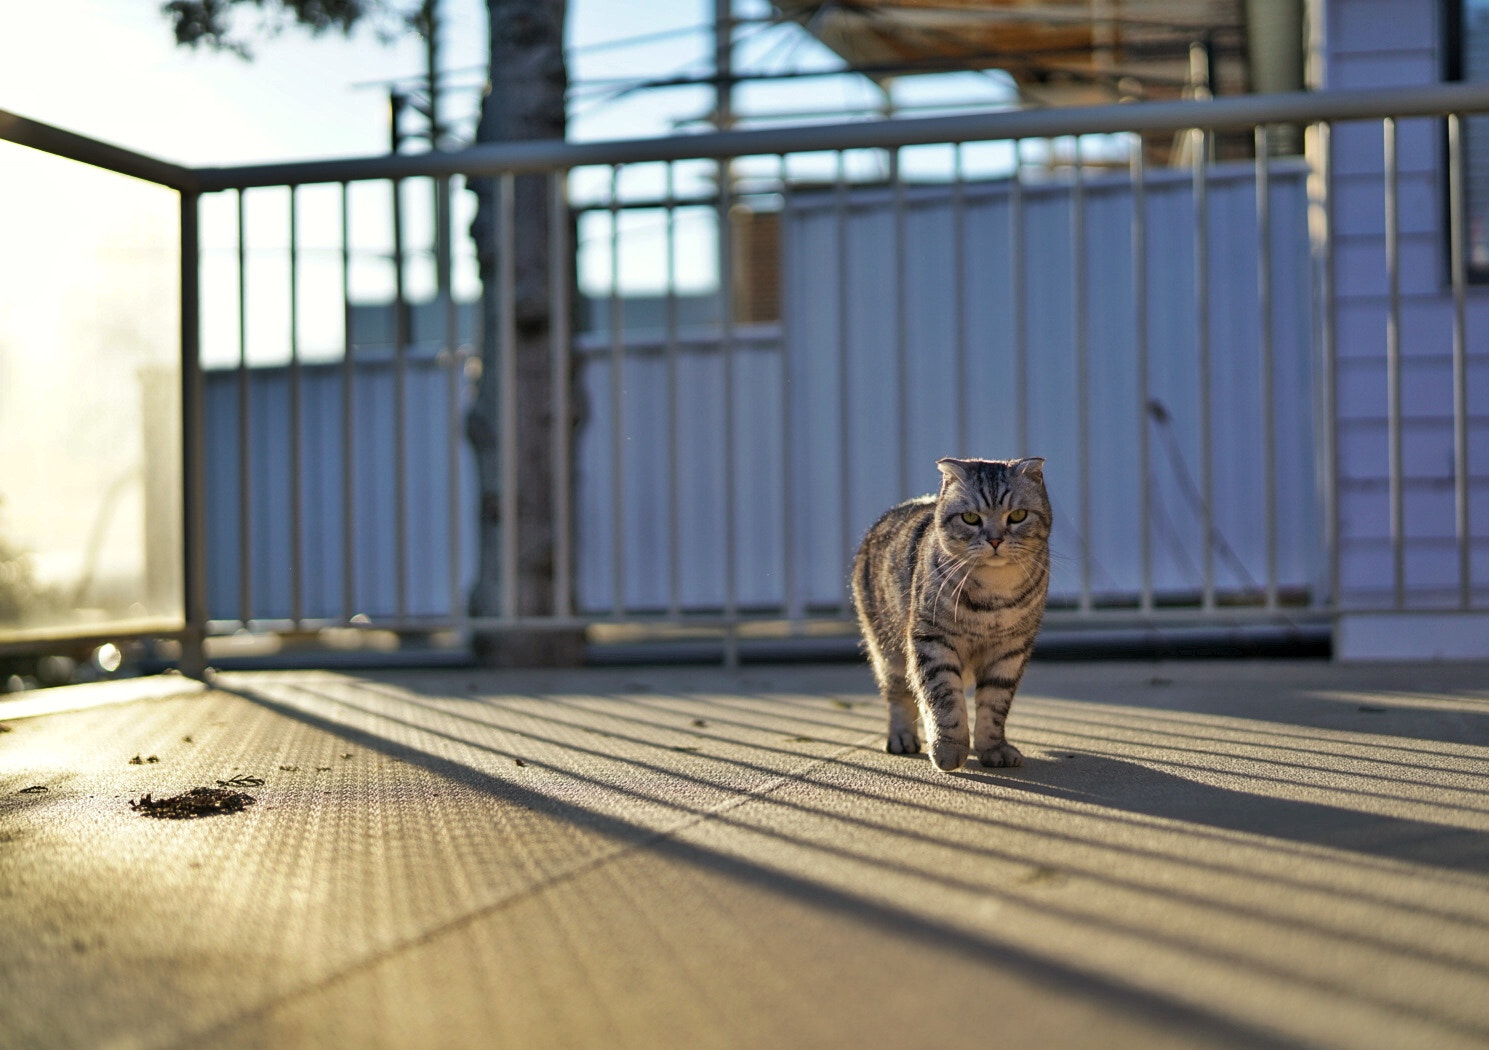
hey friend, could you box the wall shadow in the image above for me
[978,754,1489,875]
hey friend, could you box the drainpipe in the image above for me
[1247,0,1306,152]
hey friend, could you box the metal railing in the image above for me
[4,81,1489,668]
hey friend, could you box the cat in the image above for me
[851,457,1051,773]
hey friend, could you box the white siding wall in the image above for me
[1320,0,1489,652]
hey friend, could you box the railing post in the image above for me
[180,188,209,679]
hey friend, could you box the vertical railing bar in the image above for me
[1073,136,1092,615]
[550,169,574,620]
[1448,113,1471,610]
[835,150,854,611]
[498,173,520,621]
[180,188,208,678]
[236,189,253,629]
[340,183,356,623]
[952,142,969,455]
[391,175,409,623]
[719,153,739,666]
[1132,135,1153,615]
[444,175,464,627]
[893,145,910,498]
[1012,139,1029,457]
[608,166,626,618]
[1384,117,1404,609]
[1194,128,1214,611]
[288,185,305,628]
[779,153,799,623]
[1256,124,1278,610]
[1315,120,1340,614]
[1447,113,1471,607]
[664,163,682,620]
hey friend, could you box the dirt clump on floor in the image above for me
[129,786,256,819]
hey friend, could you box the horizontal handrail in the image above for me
[10,83,1489,195]
[192,82,1489,191]
[0,108,199,192]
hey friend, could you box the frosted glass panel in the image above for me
[0,142,183,640]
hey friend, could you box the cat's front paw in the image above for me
[930,740,969,772]
[885,729,922,754]
[977,742,1023,768]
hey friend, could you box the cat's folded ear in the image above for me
[1013,457,1045,480]
[936,458,971,485]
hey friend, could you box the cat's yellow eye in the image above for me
[959,512,982,527]
[1007,509,1029,524]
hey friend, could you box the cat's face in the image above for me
[934,457,1051,568]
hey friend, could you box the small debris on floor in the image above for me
[18,785,48,794]
[181,736,193,743]
[672,746,700,752]
[1359,704,1387,713]
[279,764,300,772]
[316,766,332,772]
[691,719,709,727]
[1018,865,1069,887]
[216,773,265,787]
[130,786,256,819]
[0,723,12,733]
[830,699,856,710]
[341,753,353,759]
[129,755,160,765]
[514,758,527,767]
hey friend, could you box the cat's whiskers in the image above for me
[948,548,988,622]
[930,549,979,625]
[1002,544,1040,587]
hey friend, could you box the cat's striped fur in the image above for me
[852,457,1051,772]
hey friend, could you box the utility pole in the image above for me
[420,0,453,301]
[714,0,734,310]
[714,0,733,133]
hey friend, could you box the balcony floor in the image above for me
[3,659,1488,1049]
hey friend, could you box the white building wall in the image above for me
[1319,0,1489,655]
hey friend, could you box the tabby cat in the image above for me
[851,457,1051,773]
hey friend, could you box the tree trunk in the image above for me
[466,0,582,666]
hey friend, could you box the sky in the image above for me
[0,0,890,166]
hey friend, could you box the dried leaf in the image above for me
[216,773,265,787]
